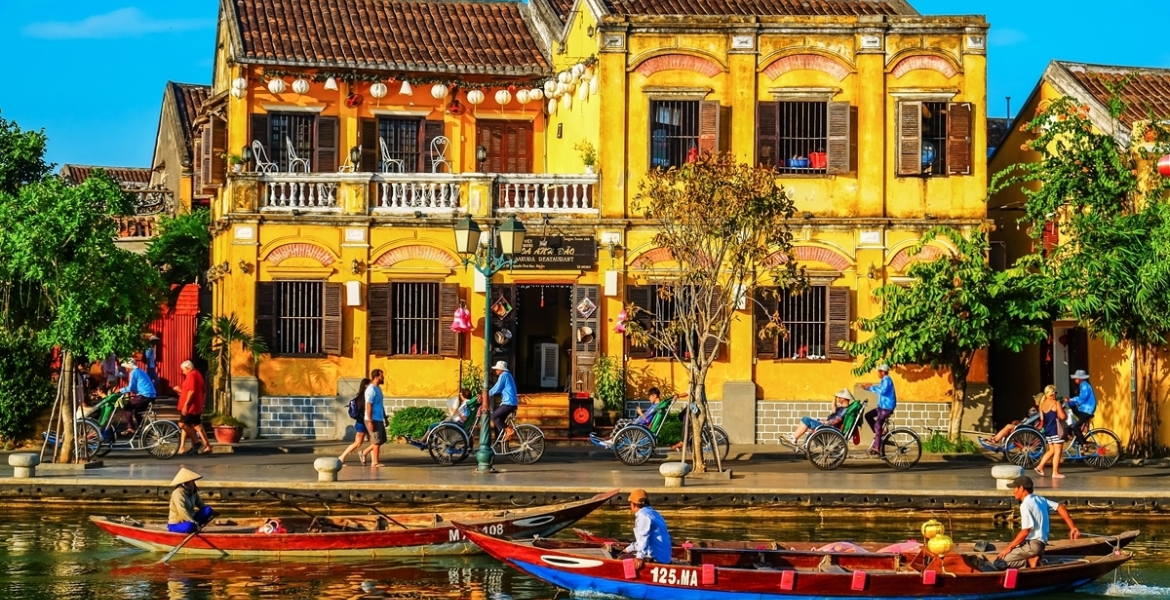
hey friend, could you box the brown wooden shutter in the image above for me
[315,116,339,173]
[897,101,923,176]
[423,120,446,171]
[754,288,779,360]
[368,283,391,355]
[255,282,277,352]
[702,334,723,361]
[573,284,601,392]
[438,283,461,357]
[826,287,852,359]
[826,101,856,175]
[209,117,227,186]
[359,118,378,172]
[323,282,343,355]
[250,113,269,148]
[199,125,213,191]
[698,101,722,156]
[946,102,973,176]
[756,102,779,168]
[626,285,653,359]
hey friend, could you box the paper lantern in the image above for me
[529,88,544,101]
[584,65,595,80]
[230,88,244,99]
[466,89,485,105]
[324,77,339,91]
[548,98,557,114]
[926,535,953,556]
[1159,154,1170,177]
[370,83,388,99]
[562,92,572,110]
[495,90,512,105]
[572,63,585,78]
[921,519,944,540]
[516,89,530,105]
[231,77,248,91]
[558,71,571,84]
[544,80,557,95]
[578,83,588,101]
[292,78,310,95]
[589,78,599,96]
[556,82,568,96]
[399,80,413,96]
[450,306,473,333]
[267,79,287,94]
[431,84,449,99]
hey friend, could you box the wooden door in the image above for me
[476,121,533,173]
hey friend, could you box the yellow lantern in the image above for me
[926,534,953,556]
[921,519,944,540]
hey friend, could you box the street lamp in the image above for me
[453,214,527,473]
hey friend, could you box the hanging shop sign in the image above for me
[512,235,596,270]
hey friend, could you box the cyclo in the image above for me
[988,401,1120,470]
[589,393,731,466]
[783,398,922,470]
[72,392,182,460]
[407,396,546,465]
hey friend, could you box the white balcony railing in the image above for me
[260,174,341,211]
[371,173,463,214]
[495,174,599,214]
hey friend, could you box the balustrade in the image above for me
[495,174,598,213]
[370,174,463,213]
[260,174,341,211]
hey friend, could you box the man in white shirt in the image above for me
[996,476,1080,569]
[610,488,672,566]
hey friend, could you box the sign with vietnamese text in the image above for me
[512,235,596,270]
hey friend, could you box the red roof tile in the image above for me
[171,82,211,156]
[603,0,914,17]
[60,165,152,189]
[1060,62,1170,129]
[229,0,550,76]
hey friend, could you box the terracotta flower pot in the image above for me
[213,425,243,444]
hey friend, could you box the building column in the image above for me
[855,27,887,218]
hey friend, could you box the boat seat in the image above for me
[817,555,849,574]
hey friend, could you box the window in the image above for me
[896,101,973,177]
[754,286,851,360]
[256,281,343,357]
[650,100,699,169]
[378,119,422,173]
[757,100,854,175]
[249,113,339,173]
[368,282,461,357]
[360,119,444,173]
[625,285,722,360]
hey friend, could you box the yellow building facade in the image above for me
[203,0,990,442]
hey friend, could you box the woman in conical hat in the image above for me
[168,468,215,533]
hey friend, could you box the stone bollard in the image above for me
[9,453,40,479]
[314,457,343,482]
[659,462,692,488]
[992,464,1024,490]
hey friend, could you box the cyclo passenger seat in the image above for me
[837,400,867,433]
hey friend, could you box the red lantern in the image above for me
[1158,154,1170,178]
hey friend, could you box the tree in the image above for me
[990,95,1170,456]
[146,209,211,303]
[625,153,801,472]
[844,227,1051,439]
[0,111,50,195]
[196,313,266,415]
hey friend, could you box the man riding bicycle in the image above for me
[1066,370,1096,446]
[120,359,157,435]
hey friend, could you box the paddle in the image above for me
[159,520,210,564]
[258,489,407,529]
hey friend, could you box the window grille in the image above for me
[776,101,828,174]
[921,101,949,176]
[649,100,699,169]
[391,282,440,355]
[379,118,421,172]
[275,281,324,356]
[269,113,315,172]
[778,286,827,359]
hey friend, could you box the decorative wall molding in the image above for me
[634,53,723,78]
[762,53,851,81]
[265,242,336,266]
[889,244,949,271]
[890,54,960,79]
[373,244,460,269]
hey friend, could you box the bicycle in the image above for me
[407,398,546,466]
[994,404,1120,470]
[74,392,182,460]
[589,393,731,467]
[780,399,922,471]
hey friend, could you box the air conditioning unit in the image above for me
[539,343,559,389]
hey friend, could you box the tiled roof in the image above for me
[171,82,211,156]
[60,165,152,189]
[1059,62,1170,129]
[229,0,550,75]
[602,0,915,17]
[987,117,1011,152]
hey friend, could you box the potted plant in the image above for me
[222,153,246,173]
[196,313,266,416]
[574,140,597,174]
[209,412,248,444]
[592,355,626,424]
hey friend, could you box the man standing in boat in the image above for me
[611,489,672,566]
[168,468,216,533]
[996,476,1080,569]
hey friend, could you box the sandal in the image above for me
[371,463,386,468]
[1035,468,1045,477]
[198,447,212,455]
[358,451,366,466]
[1051,473,1065,479]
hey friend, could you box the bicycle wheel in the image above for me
[807,428,848,471]
[144,421,181,459]
[74,420,103,461]
[427,423,471,466]
[1004,428,1045,469]
[880,428,922,470]
[613,426,654,466]
[700,426,731,465]
[1082,429,1121,469]
[506,424,545,464]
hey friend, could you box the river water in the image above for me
[1,508,1168,599]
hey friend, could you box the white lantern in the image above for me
[572,63,585,78]
[589,78,599,96]
[548,98,557,114]
[556,82,568,96]
[399,80,413,96]
[543,80,557,95]
[370,82,388,99]
[232,77,248,91]
[324,77,339,91]
[562,92,572,110]
[292,78,310,95]
[529,88,544,101]
[558,71,571,84]
[230,87,244,99]
[431,84,449,99]
[516,89,530,105]
[584,65,595,80]
[578,82,588,101]
[267,79,287,94]
[466,89,485,105]
[494,89,512,105]
[566,82,576,95]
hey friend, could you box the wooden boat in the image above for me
[89,489,616,557]
[458,524,1131,600]
[574,528,1139,557]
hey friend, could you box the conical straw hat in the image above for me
[170,467,203,487]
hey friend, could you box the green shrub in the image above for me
[0,333,54,442]
[209,412,248,430]
[388,406,449,439]
[922,432,981,454]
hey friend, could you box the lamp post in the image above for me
[453,214,527,473]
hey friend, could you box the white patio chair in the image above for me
[379,137,404,173]
[251,140,278,173]
[430,136,451,173]
[286,136,311,173]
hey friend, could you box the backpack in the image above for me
[348,393,365,420]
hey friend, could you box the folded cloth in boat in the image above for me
[813,541,868,553]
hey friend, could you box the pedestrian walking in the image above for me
[862,363,897,454]
[174,360,212,455]
[359,369,387,467]
[338,378,372,465]
[1035,385,1067,478]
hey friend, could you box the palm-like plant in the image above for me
[196,313,266,415]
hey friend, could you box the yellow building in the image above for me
[202,0,990,442]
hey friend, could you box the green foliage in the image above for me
[146,209,211,292]
[656,415,683,446]
[460,361,484,398]
[593,355,627,411]
[0,331,54,442]
[574,140,597,166]
[208,412,248,430]
[197,314,266,415]
[0,111,51,195]
[388,406,448,439]
[921,433,980,454]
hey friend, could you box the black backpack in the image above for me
[348,393,365,420]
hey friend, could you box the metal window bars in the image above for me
[778,286,827,360]
[391,282,440,356]
[776,101,828,174]
[649,100,699,169]
[378,118,420,173]
[921,101,949,177]
[275,281,324,356]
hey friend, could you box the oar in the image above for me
[258,489,407,529]
[159,520,209,564]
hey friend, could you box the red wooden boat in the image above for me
[573,528,1139,557]
[458,524,1131,600]
[89,489,616,557]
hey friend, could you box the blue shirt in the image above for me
[365,385,385,421]
[1070,381,1097,416]
[624,506,672,562]
[144,348,157,369]
[488,371,518,407]
[120,368,157,398]
[874,375,897,411]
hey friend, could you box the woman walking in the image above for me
[338,378,371,465]
[1035,385,1067,479]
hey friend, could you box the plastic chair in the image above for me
[378,137,405,173]
[430,136,451,173]
[251,140,278,173]
[285,136,310,173]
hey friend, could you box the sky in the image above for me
[0,1,1166,169]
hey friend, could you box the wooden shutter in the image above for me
[368,283,391,355]
[323,282,343,355]
[754,288,779,359]
[946,102,973,176]
[208,117,227,186]
[626,286,653,359]
[897,101,923,176]
[423,120,446,171]
[756,102,779,168]
[698,101,722,156]
[255,282,277,351]
[438,283,461,357]
[315,116,339,173]
[826,287,852,359]
[250,113,269,148]
[359,118,378,172]
[573,284,601,393]
[702,334,723,361]
[826,101,856,175]
[199,125,213,191]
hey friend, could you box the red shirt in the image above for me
[179,370,206,415]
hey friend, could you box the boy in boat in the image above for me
[608,489,672,567]
[168,468,216,533]
[995,476,1080,569]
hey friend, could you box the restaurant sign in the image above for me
[512,235,596,270]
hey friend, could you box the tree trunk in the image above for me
[55,352,75,463]
[948,364,969,440]
[687,379,707,474]
[1127,344,1159,458]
